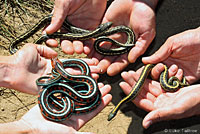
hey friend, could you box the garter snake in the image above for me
[108,64,189,121]
[9,14,135,56]
[37,58,101,121]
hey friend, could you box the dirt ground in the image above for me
[1,0,200,134]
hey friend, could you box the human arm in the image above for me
[0,83,112,134]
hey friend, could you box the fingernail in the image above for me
[170,64,177,74]
[145,120,152,129]
[142,57,148,60]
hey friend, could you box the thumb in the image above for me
[142,107,173,129]
[36,45,57,58]
[45,0,70,34]
[142,41,172,64]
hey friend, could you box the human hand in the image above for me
[17,84,112,133]
[7,44,100,95]
[89,0,157,76]
[142,27,200,83]
[45,0,107,54]
[120,64,200,129]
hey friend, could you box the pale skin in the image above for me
[45,0,107,54]
[0,44,112,133]
[0,43,100,95]
[120,27,200,128]
[143,27,200,83]
[0,84,112,134]
[45,0,157,76]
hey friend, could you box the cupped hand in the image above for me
[119,64,200,129]
[9,44,101,95]
[19,83,112,134]
[20,83,112,134]
[45,0,107,54]
[89,0,156,76]
[143,27,200,83]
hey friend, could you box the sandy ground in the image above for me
[1,0,200,134]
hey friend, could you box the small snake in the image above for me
[37,58,101,121]
[9,14,135,56]
[107,64,189,121]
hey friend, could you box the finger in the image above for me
[45,0,69,34]
[98,83,104,88]
[151,63,165,80]
[119,81,154,112]
[36,44,57,58]
[134,95,155,112]
[83,40,96,56]
[91,57,100,66]
[81,58,97,66]
[90,73,99,81]
[142,40,173,64]
[97,58,113,74]
[143,107,173,129]
[107,55,129,76]
[175,69,183,80]
[77,94,112,127]
[168,64,178,77]
[46,39,59,47]
[145,79,164,96]
[65,66,100,76]
[73,41,84,54]
[129,66,164,96]
[138,85,156,102]
[121,71,136,86]
[99,84,111,97]
[128,39,149,63]
[119,81,133,95]
[61,40,74,54]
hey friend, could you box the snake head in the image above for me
[107,111,117,121]
[98,22,113,32]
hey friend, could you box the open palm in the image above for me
[20,84,112,133]
[87,0,156,76]
[143,27,200,83]
[9,44,100,95]
[120,66,200,129]
[45,0,107,54]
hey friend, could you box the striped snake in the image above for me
[108,64,189,121]
[9,14,135,56]
[37,58,101,121]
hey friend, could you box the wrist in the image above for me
[0,120,31,134]
[0,55,15,88]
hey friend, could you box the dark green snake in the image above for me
[9,14,135,56]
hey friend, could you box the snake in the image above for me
[9,14,135,56]
[37,58,101,122]
[107,64,189,121]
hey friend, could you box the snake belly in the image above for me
[37,58,101,122]
[108,64,189,121]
